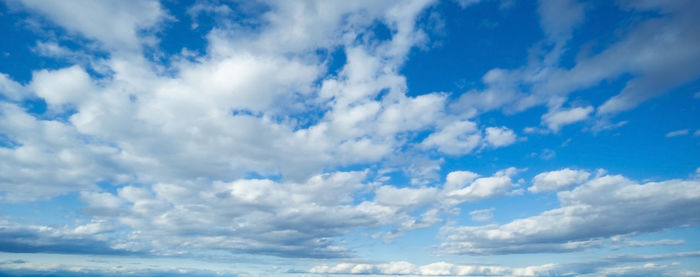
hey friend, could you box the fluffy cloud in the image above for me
[484,126,517,147]
[442,167,520,205]
[528,168,590,193]
[73,171,431,258]
[422,120,481,155]
[30,66,95,110]
[0,73,30,101]
[68,167,524,258]
[439,172,700,255]
[11,0,167,50]
[541,106,593,132]
[0,103,122,202]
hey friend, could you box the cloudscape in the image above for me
[1,0,699,276]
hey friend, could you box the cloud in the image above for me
[11,0,168,51]
[422,120,481,155]
[309,251,700,276]
[0,258,230,277]
[71,171,420,258]
[0,73,30,101]
[0,0,533,259]
[0,221,132,255]
[309,261,550,276]
[546,0,700,116]
[374,185,438,208]
[455,0,700,129]
[441,167,520,205]
[67,167,523,258]
[537,0,586,40]
[624,239,684,248]
[439,171,700,255]
[541,106,593,132]
[528,168,590,193]
[469,208,494,222]
[484,126,517,148]
[666,129,690,137]
[30,65,95,110]
[0,103,122,202]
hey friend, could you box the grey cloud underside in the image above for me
[69,169,520,258]
[0,223,137,255]
[439,175,700,255]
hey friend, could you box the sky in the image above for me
[0,0,699,276]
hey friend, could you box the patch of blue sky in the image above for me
[0,193,86,226]
[402,0,541,96]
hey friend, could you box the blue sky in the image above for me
[0,0,699,276]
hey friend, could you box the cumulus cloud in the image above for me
[0,73,30,101]
[2,0,697,270]
[439,172,700,255]
[72,171,439,258]
[0,103,122,202]
[484,126,517,148]
[30,65,95,110]
[11,0,168,51]
[528,168,590,193]
[422,120,481,155]
[442,167,520,205]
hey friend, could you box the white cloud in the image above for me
[484,126,517,147]
[74,171,441,258]
[624,239,684,248]
[13,0,168,50]
[444,170,479,192]
[30,65,95,110]
[454,0,700,126]
[0,73,30,101]
[374,186,438,208]
[528,168,590,193]
[0,103,122,202]
[541,106,593,132]
[469,208,494,222]
[537,0,586,40]
[310,260,555,276]
[442,167,519,205]
[666,129,689,137]
[439,171,700,255]
[422,120,481,155]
